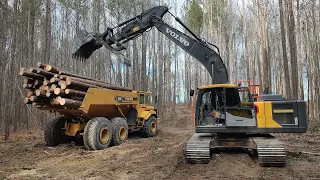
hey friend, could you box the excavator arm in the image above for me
[72,6,228,84]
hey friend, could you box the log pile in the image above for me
[20,62,132,110]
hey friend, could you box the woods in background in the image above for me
[0,0,319,139]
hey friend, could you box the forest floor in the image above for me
[1,105,320,180]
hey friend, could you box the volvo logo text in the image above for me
[166,27,190,46]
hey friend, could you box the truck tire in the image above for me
[110,117,128,146]
[44,116,72,146]
[83,117,112,150]
[140,116,158,138]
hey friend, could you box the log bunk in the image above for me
[20,62,132,111]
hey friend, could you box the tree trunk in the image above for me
[44,0,51,63]
[278,0,291,98]
[287,0,298,99]
[259,0,270,94]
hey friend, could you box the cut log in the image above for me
[23,78,34,84]
[50,77,60,83]
[58,81,68,90]
[27,84,33,88]
[43,79,50,86]
[39,85,47,91]
[37,69,55,78]
[28,68,37,73]
[37,62,47,69]
[44,65,61,74]
[19,70,45,80]
[29,96,37,101]
[50,97,61,105]
[46,92,51,97]
[36,104,65,109]
[59,98,82,107]
[32,102,48,106]
[51,84,58,90]
[70,96,84,101]
[54,88,65,96]
[24,97,32,104]
[35,89,46,97]
[65,89,86,97]
[34,79,43,88]
[27,90,34,98]
[66,79,99,90]
[58,72,110,84]
[61,75,132,92]
[44,86,50,91]
[30,96,49,103]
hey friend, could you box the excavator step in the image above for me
[186,133,211,164]
[253,137,286,167]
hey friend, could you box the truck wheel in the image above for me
[83,117,112,150]
[110,117,128,146]
[140,116,158,138]
[44,116,72,146]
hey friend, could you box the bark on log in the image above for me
[27,90,34,98]
[44,65,61,74]
[39,85,47,91]
[59,98,82,107]
[54,88,65,96]
[61,75,132,91]
[43,79,50,86]
[28,68,37,73]
[37,62,47,69]
[58,72,110,84]
[35,89,46,97]
[24,98,32,104]
[19,70,45,80]
[30,96,49,103]
[58,81,68,90]
[50,77,60,83]
[23,78,34,84]
[34,79,43,88]
[66,79,99,90]
[65,89,87,97]
[32,102,48,106]
[50,97,61,105]
[37,69,55,78]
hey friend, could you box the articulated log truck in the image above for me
[20,64,159,150]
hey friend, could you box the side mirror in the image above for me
[190,90,195,97]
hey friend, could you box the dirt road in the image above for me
[1,106,320,179]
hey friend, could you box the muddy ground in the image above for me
[1,106,320,180]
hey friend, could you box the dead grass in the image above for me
[0,129,43,143]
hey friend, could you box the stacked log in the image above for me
[19,62,132,111]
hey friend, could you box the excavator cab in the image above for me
[195,84,256,129]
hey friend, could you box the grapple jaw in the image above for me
[72,30,103,61]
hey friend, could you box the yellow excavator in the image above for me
[72,6,307,167]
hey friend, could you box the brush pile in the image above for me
[19,62,132,110]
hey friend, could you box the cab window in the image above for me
[145,95,150,105]
[139,94,145,104]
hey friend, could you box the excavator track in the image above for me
[186,133,211,164]
[253,137,286,167]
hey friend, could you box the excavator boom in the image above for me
[72,6,228,84]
